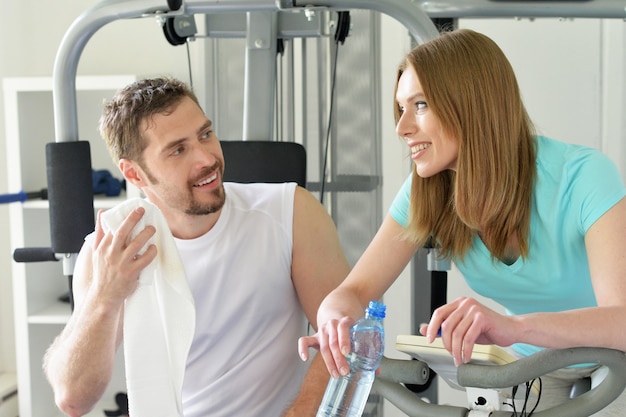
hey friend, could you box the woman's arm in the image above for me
[299,213,419,377]
[424,197,626,366]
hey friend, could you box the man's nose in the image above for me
[192,142,217,166]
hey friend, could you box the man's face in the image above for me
[132,96,226,216]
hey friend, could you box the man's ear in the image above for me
[119,158,146,188]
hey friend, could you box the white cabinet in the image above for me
[3,76,135,417]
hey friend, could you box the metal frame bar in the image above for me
[417,0,626,19]
[375,347,626,417]
[52,0,442,144]
[52,0,626,144]
[243,11,278,139]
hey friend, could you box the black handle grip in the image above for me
[13,247,59,263]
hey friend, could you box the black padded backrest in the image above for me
[220,140,307,188]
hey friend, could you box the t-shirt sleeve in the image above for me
[389,174,413,228]
[568,148,626,233]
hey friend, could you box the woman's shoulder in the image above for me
[536,135,586,155]
[536,135,613,173]
[535,135,623,207]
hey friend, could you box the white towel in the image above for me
[101,198,195,417]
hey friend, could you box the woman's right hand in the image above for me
[298,316,356,378]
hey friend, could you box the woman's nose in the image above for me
[396,111,416,137]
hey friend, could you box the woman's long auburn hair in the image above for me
[394,29,537,262]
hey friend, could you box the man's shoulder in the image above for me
[224,181,296,198]
[224,182,297,211]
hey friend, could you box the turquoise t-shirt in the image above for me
[389,136,626,357]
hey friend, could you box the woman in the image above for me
[299,29,626,414]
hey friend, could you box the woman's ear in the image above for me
[119,158,146,188]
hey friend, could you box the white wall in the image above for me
[0,0,200,373]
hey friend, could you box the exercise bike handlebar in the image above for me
[375,347,626,417]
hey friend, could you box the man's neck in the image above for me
[168,211,221,240]
[145,196,222,240]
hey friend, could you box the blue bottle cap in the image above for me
[366,300,386,319]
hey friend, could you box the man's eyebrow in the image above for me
[197,120,213,135]
[160,138,187,155]
[159,120,213,154]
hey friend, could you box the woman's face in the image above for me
[395,65,458,177]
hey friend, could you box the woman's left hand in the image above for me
[420,296,520,366]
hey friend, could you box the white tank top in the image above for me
[176,182,308,417]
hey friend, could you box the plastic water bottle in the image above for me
[316,300,386,417]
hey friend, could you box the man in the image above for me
[43,77,350,417]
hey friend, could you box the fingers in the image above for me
[94,209,106,247]
[337,316,353,357]
[124,226,157,265]
[99,207,155,265]
[330,317,353,378]
[298,335,319,361]
[299,317,355,379]
[449,315,471,367]
[428,297,484,366]
[112,207,152,252]
[319,319,343,378]
[424,320,441,344]
[133,244,158,267]
[90,206,158,303]
[463,320,483,366]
